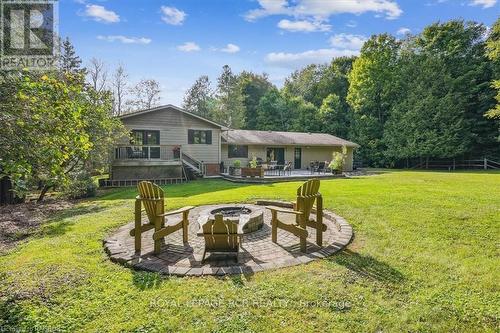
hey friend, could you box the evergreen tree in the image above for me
[213,65,245,128]
[182,75,214,119]
[59,38,85,76]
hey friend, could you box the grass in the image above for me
[0,170,499,332]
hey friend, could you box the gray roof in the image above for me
[222,129,358,147]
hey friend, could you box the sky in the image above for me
[59,0,500,105]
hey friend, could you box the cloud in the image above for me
[177,42,200,52]
[265,48,359,68]
[84,4,120,23]
[397,27,411,35]
[161,6,186,25]
[329,34,367,50]
[469,0,497,8]
[245,0,402,21]
[97,35,151,44]
[346,20,357,28]
[220,43,240,53]
[277,19,331,32]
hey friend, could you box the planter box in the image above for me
[241,167,264,178]
[229,167,241,176]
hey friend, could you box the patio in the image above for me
[220,169,345,183]
[104,200,353,276]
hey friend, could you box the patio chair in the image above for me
[316,161,326,174]
[267,179,327,252]
[309,161,318,174]
[283,161,292,175]
[197,214,244,263]
[130,181,194,254]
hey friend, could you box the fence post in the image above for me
[484,158,487,170]
[453,158,456,171]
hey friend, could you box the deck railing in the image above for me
[114,145,181,161]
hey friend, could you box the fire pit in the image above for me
[198,204,264,233]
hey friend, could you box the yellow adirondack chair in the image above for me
[267,179,327,252]
[130,181,193,254]
[197,214,244,263]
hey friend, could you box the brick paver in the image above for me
[104,201,353,276]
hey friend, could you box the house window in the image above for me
[130,130,160,145]
[130,130,160,158]
[188,129,212,144]
[228,145,248,158]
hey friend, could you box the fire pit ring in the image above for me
[198,204,264,234]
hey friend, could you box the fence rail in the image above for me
[411,158,499,170]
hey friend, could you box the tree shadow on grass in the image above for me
[132,270,167,290]
[42,204,106,237]
[327,249,405,284]
[0,293,26,331]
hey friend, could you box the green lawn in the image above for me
[1,171,499,332]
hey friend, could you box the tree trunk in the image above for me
[37,184,52,203]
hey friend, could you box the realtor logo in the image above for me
[1,0,58,70]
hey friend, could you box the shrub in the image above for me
[62,172,97,199]
[233,160,241,168]
[329,145,348,173]
[249,156,258,168]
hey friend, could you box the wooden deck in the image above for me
[220,170,345,183]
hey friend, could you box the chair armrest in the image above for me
[266,206,303,215]
[196,216,208,236]
[237,224,245,235]
[159,206,195,217]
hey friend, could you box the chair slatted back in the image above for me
[137,181,164,223]
[296,179,321,219]
[202,214,239,251]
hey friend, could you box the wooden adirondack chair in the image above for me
[197,214,244,263]
[267,179,327,252]
[130,181,193,254]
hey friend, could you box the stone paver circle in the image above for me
[104,200,353,276]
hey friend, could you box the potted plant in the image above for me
[242,156,264,178]
[329,145,347,175]
[229,160,242,176]
[172,146,181,159]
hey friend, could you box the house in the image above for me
[109,105,358,184]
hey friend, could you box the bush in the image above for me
[329,145,347,173]
[249,156,258,168]
[62,172,97,199]
[233,160,241,168]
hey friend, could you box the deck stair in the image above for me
[181,152,205,179]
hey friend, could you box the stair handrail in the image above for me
[181,152,204,174]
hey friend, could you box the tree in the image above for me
[384,20,499,162]
[87,58,108,93]
[128,79,161,111]
[112,64,128,116]
[256,88,291,131]
[289,97,321,132]
[59,38,84,75]
[0,71,125,202]
[212,65,245,128]
[347,34,401,165]
[283,64,324,107]
[238,71,274,130]
[486,18,500,119]
[319,93,351,139]
[183,75,214,119]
